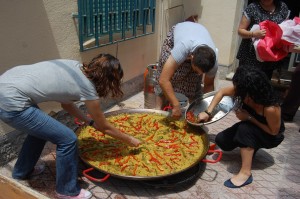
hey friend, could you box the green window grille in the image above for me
[75,0,156,51]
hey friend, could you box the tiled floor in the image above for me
[1,80,300,199]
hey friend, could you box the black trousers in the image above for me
[281,63,300,119]
[215,121,284,151]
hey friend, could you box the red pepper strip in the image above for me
[163,153,182,156]
[98,133,105,137]
[182,143,190,149]
[123,156,131,164]
[142,163,150,172]
[130,155,139,162]
[138,114,148,119]
[153,121,159,130]
[158,137,178,143]
[186,150,197,154]
[98,162,110,167]
[89,129,95,134]
[170,158,180,165]
[171,129,183,135]
[166,162,173,170]
[156,164,164,172]
[148,152,162,165]
[115,156,123,166]
[166,144,180,149]
[134,125,142,131]
[171,131,175,137]
[155,143,179,149]
[153,151,163,159]
[190,135,198,143]
[121,165,129,172]
[133,164,138,176]
[186,111,197,123]
[189,141,198,147]
[145,134,155,141]
[120,115,129,121]
[154,143,165,148]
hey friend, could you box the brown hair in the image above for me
[82,53,124,98]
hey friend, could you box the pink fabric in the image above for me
[294,17,300,24]
[256,20,292,62]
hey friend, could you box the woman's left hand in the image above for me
[235,109,250,121]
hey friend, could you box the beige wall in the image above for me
[0,0,159,82]
[184,0,243,67]
[0,0,160,113]
[0,0,245,113]
[157,0,244,67]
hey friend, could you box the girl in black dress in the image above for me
[198,65,285,188]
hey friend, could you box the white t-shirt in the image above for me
[0,59,99,111]
[171,21,218,77]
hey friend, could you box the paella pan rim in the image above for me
[76,108,210,180]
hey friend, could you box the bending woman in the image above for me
[0,54,141,199]
[198,65,285,188]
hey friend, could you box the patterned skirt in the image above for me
[154,26,203,101]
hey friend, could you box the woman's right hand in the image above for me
[253,29,266,38]
[197,112,210,123]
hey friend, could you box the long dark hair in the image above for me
[232,65,280,106]
[83,53,124,98]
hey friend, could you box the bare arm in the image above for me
[249,106,282,135]
[230,104,281,135]
[238,15,266,39]
[84,100,142,147]
[61,103,91,124]
[289,45,300,53]
[159,55,182,119]
[198,86,235,122]
[203,74,215,93]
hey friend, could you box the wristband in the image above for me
[204,110,212,118]
[89,120,94,126]
[248,115,252,121]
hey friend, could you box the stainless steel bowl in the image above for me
[185,91,235,126]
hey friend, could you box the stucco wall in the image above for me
[0,0,244,113]
[184,0,243,67]
[0,0,160,113]
[156,0,244,68]
[0,0,159,80]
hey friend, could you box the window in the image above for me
[75,0,156,51]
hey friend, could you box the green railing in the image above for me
[75,0,156,51]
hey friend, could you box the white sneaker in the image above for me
[56,189,92,199]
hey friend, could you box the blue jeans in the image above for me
[0,106,81,196]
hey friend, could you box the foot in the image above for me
[29,164,45,177]
[224,174,253,188]
[56,189,92,199]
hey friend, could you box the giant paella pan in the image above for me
[75,109,222,182]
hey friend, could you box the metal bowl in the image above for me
[185,91,235,126]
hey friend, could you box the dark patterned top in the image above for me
[236,1,290,71]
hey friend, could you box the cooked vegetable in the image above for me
[77,113,205,177]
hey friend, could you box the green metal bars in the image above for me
[76,0,156,51]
